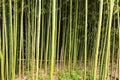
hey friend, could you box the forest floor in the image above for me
[15,62,118,80]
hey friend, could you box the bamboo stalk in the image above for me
[13,0,18,79]
[8,0,14,79]
[19,0,24,79]
[63,2,67,68]
[57,0,61,70]
[103,0,115,80]
[45,0,51,74]
[1,25,4,80]
[117,0,120,79]
[93,0,103,79]
[36,0,41,79]
[1,0,6,79]
[84,0,87,79]
[31,0,35,79]
[51,0,56,79]
[40,0,44,72]
[111,16,115,80]
[73,0,78,69]
[100,5,109,78]
[27,0,31,74]
[68,0,72,73]
[5,12,8,80]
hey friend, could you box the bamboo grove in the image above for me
[0,0,120,80]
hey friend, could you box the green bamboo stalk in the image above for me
[40,0,44,72]
[45,0,51,74]
[48,26,52,72]
[111,16,115,80]
[8,0,14,79]
[73,0,78,70]
[68,0,72,73]
[63,3,67,68]
[36,0,41,79]
[57,0,61,70]
[1,52,4,80]
[98,12,106,69]
[117,0,120,79]
[13,0,18,79]
[100,7,109,78]
[27,0,31,74]
[2,9,5,80]
[0,32,1,79]
[21,34,24,76]
[93,0,103,80]
[51,0,56,79]
[4,12,8,80]
[55,0,58,69]
[64,25,70,69]
[84,0,87,79]
[19,0,24,79]
[0,45,4,80]
[60,30,65,69]
[0,49,3,80]
[98,18,105,78]
[63,34,66,68]
[1,23,4,80]
[1,0,6,79]
[103,0,115,80]
[31,0,35,79]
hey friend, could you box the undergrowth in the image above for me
[37,68,99,80]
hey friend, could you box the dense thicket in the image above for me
[0,0,120,80]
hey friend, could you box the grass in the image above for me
[35,67,99,80]
[21,63,100,80]
[58,69,82,80]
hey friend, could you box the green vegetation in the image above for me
[0,0,120,80]
[37,68,99,80]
